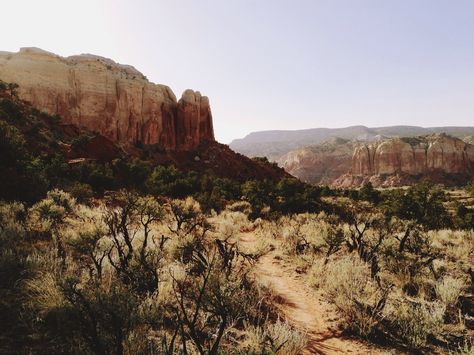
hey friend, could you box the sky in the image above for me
[2,0,474,143]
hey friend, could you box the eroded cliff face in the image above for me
[278,138,355,184]
[351,135,474,175]
[335,134,474,187]
[0,47,214,150]
[279,134,474,187]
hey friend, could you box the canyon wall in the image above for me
[280,135,474,187]
[0,47,214,150]
[335,135,474,187]
[278,138,355,184]
[350,135,474,176]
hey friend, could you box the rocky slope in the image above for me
[231,126,474,161]
[0,47,213,150]
[280,135,474,187]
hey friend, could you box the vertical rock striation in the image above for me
[334,134,474,187]
[350,135,474,176]
[0,47,214,150]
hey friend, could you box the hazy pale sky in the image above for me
[2,0,474,143]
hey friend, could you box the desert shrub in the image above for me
[240,320,307,354]
[0,120,50,202]
[65,208,108,281]
[67,182,94,205]
[0,96,23,121]
[382,227,441,297]
[306,258,327,288]
[215,210,249,241]
[195,186,226,213]
[279,215,316,255]
[382,181,451,229]
[103,191,164,294]
[112,158,152,190]
[70,133,91,150]
[435,275,465,318]
[455,204,474,230]
[29,190,77,267]
[274,178,321,214]
[452,338,474,355]
[466,180,474,197]
[390,300,445,348]
[241,179,273,219]
[320,220,345,263]
[168,197,204,233]
[146,165,198,198]
[24,272,65,317]
[9,187,281,354]
[0,120,28,167]
[359,182,381,204]
[226,200,252,215]
[0,201,27,246]
[321,255,390,337]
[71,161,115,193]
[0,202,34,350]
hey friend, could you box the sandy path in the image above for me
[239,232,384,355]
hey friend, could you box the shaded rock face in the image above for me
[0,47,214,150]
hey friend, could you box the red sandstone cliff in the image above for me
[0,47,214,151]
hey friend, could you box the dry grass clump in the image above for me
[238,320,307,354]
[436,276,465,310]
[321,255,388,337]
[389,299,445,348]
[452,338,474,355]
[24,273,65,316]
[226,200,252,216]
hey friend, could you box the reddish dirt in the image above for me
[239,232,385,355]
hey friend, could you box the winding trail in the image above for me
[239,232,384,355]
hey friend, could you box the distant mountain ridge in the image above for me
[230,125,474,161]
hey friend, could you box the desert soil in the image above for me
[239,232,390,355]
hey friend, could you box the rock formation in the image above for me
[279,138,355,184]
[279,134,474,187]
[350,135,474,176]
[0,47,214,150]
[335,134,474,187]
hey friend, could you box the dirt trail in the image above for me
[239,232,384,355]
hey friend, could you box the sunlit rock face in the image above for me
[280,134,474,187]
[0,47,214,150]
[278,138,355,184]
[350,135,474,176]
[335,135,474,187]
